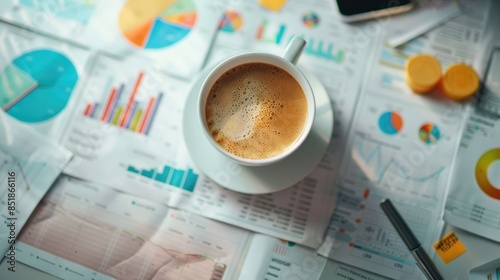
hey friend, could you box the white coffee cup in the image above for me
[198,36,315,166]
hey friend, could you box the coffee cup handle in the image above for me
[282,36,306,65]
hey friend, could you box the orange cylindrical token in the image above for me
[405,54,442,94]
[442,63,479,100]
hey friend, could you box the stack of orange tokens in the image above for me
[441,63,480,100]
[405,54,442,94]
[405,54,480,100]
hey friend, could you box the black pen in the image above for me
[380,199,444,280]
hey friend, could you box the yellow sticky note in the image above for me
[259,0,288,12]
[433,232,467,264]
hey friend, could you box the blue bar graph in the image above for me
[126,164,198,192]
[304,38,345,63]
[170,169,184,187]
[183,169,198,192]
[127,166,140,174]
[140,169,155,179]
[154,166,171,183]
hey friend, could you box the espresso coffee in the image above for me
[205,63,308,160]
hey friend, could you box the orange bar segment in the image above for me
[101,88,117,121]
[120,72,144,127]
[137,97,155,134]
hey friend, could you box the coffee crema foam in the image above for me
[205,63,308,160]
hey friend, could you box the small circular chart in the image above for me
[302,12,319,28]
[378,111,403,135]
[219,10,243,33]
[418,123,441,144]
[279,239,296,247]
[119,0,197,49]
[475,148,500,200]
[0,49,78,123]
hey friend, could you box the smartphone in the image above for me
[335,0,414,23]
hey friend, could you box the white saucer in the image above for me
[182,65,334,194]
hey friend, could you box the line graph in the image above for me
[349,136,445,200]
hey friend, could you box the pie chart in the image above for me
[119,0,197,49]
[302,12,319,28]
[378,111,403,135]
[0,49,78,123]
[475,148,500,200]
[418,123,441,144]
[219,10,243,33]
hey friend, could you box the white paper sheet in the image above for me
[444,108,500,242]
[15,176,250,280]
[0,111,72,260]
[470,258,500,280]
[320,260,390,280]
[386,0,462,47]
[0,0,221,78]
[239,234,327,280]
[0,22,91,142]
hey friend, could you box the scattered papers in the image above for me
[386,0,461,47]
[0,111,72,260]
[16,176,326,279]
[444,108,500,243]
[0,0,220,78]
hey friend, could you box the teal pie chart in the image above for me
[0,49,78,123]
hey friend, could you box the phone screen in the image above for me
[336,0,413,16]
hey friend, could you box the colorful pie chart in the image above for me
[475,148,500,200]
[119,0,197,49]
[0,49,78,123]
[219,10,243,33]
[302,12,319,28]
[378,111,403,135]
[418,123,441,144]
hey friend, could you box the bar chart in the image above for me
[303,38,345,63]
[82,71,163,135]
[63,54,192,200]
[69,54,188,145]
[126,164,198,192]
[255,19,286,44]
[379,39,425,70]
